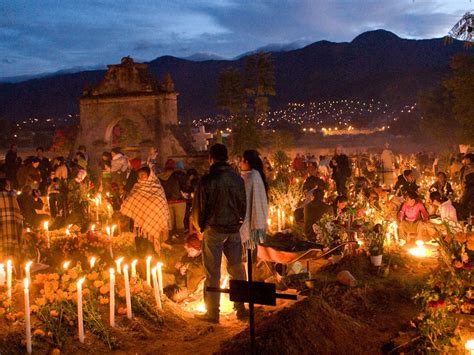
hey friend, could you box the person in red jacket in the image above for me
[398,191,429,243]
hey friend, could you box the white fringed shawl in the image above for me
[240,169,268,249]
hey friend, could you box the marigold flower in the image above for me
[35,298,46,306]
[87,271,99,281]
[67,269,78,279]
[99,297,109,305]
[15,311,24,318]
[50,310,59,317]
[61,275,70,283]
[0,307,6,315]
[99,285,110,295]
[117,307,127,315]
[93,280,104,288]
[30,305,39,313]
[68,284,77,292]
[118,289,126,298]
[33,329,46,337]
[455,232,467,243]
[5,314,16,321]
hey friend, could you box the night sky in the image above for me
[1,0,470,77]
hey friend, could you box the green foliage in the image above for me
[418,86,458,143]
[444,54,474,142]
[232,118,261,154]
[217,68,245,116]
[272,150,291,172]
[265,129,295,151]
[418,54,474,144]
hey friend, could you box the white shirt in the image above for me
[439,199,458,223]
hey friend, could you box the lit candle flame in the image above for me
[63,261,71,269]
[90,257,96,268]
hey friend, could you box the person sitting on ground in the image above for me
[333,195,349,220]
[164,233,205,302]
[304,188,332,240]
[397,191,429,243]
[429,191,458,223]
[17,185,48,228]
[457,172,474,222]
[394,169,418,197]
[429,172,454,199]
[303,162,327,193]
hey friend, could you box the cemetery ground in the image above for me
[0,247,443,355]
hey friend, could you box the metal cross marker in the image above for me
[207,249,298,354]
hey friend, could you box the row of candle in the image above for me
[267,206,294,232]
[20,255,165,352]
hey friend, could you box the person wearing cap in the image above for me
[192,143,247,323]
[158,158,187,240]
[163,233,205,302]
[110,147,130,187]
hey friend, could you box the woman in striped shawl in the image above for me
[239,150,269,254]
[0,179,23,261]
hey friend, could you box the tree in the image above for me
[216,68,245,116]
[418,86,458,143]
[444,54,474,142]
[216,53,276,154]
[244,52,276,120]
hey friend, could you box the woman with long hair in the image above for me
[239,150,269,253]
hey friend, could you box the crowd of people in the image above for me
[0,141,473,323]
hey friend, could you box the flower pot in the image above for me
[370,254,383,266]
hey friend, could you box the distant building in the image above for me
[78,56,189,174]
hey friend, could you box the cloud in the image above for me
[0,0,467,77]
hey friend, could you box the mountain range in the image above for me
[0,29,472,123]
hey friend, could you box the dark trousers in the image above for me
[202,230,246,316]
[334,175,348,196]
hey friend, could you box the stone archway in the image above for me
[105,118,142,148]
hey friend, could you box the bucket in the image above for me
[370,254,383,266]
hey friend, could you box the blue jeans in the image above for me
[202,230,246,316]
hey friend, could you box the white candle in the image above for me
[24,278,32,354]
[6,260,12,299]
[63,261,71,270]
[146,256,152,286]
[77,277,85,343]
[151,267,162,310]
[44,221,50,248]
[0,264,5,286]
[156,262,164,294]
[109,268,115,327]
[115,257,124,275]
[91,224,96,232]
[25,261,33,285]
[123,265,132,319]
[131,260,138,279]
[89,256,96,269]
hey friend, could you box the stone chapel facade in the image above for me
[78,57,187,172]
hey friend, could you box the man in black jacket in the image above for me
[394,169,418,197]
[329,146,351,196]
[192,144,247,323]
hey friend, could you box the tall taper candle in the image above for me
[151,267,162,310]
[123,265,132,319]
[77,277,85,343]
[24,278,32,354]
[109,268,115,327]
